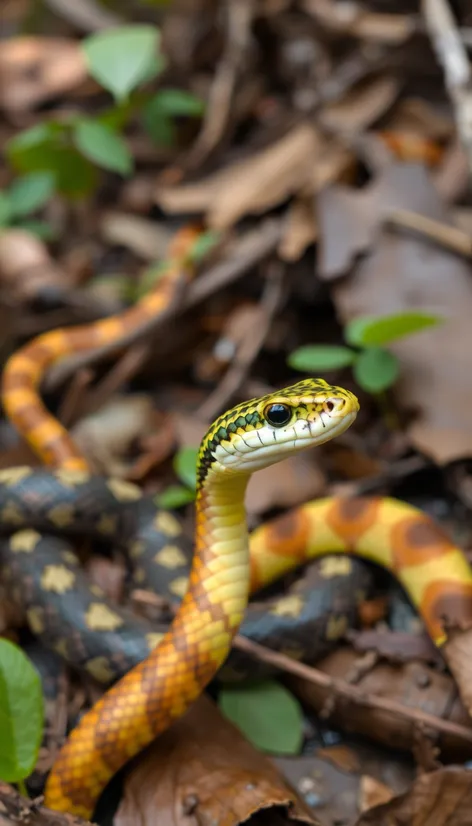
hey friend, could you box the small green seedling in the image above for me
[6,25,204,200]
[0,171,56,239]
[0,639,44,796]
[288,310,442,395]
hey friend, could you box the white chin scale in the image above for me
[212,410,357,474]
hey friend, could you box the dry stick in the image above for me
[44,218,284,393]
[130,588,472,745]
[186,0,255,169]
[196,259,286,421]
[386,208,472,257]
[232,635,472,745]
[78,342,151,420]
[43,0,122,31]
[57,369,95,429]
[423,0,472,175]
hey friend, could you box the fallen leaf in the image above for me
[0,38,87,111]
[155,124,353,229]
[100,213,173,261]
[358,775,394,814]
[279,195,318,261]
[317,745,361,774]
[302,0,415,44]
[324,163,472,461]
[355,766,472,825]
[116,695,318,826]
[319,75,400,135]
[383,97,453,141]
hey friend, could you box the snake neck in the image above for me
[187,470,251,667]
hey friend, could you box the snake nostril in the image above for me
[325,397,345,414]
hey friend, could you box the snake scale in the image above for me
[2,229,472,819]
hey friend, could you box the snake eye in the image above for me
[264,403,292,427]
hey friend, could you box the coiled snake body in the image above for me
[2,231,472,818]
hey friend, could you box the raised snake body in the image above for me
[2,230,472,818]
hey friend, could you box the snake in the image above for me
[3,231,472,819]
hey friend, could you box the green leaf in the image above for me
[142,99,175,146]
[6,123,64,175]
[0,639,44,782]
[73,120,133,176]
[142,89,204,146]
[8,172,55,218]
[288,345,356,372]
[156,485,196,509]
[0,193,12,227]
[151,88,205,117]
[219,681,303,755]
[174,446,198,491]
[353,347,399,394]
[346,311,442,348]
[48,148,98,198]
[82,26,161,102]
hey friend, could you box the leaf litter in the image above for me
[4,1,472,825]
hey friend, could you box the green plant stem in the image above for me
[373,389,400,431]
[17,778,28,798]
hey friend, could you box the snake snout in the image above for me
[323,391,359,418]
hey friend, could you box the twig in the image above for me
[423,0,472,175]
[196,259,286,421]
[386,208,472,257]
[57,368,94,429]
[233,635,472,744]
[43,0,122,31]
[185,0,255,169]
[78,342,150,420]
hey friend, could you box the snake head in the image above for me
[197,379,359,483]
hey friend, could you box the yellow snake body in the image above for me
[44,379,358,816]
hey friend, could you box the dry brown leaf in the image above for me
[116,694,318,826]
[0,229,70,302]
[317,744,361,774]
[0,37,87,111]
[319,75,400,134]
[246,454,325,516]
[302,0,415,44]
[324,163,472,461]
[278,196,318,261]
[72,395,155,476]
[383,97,454,141]
[358,775,395,814]
[354,766,472,825]
[155,124,353,229]
[100,213,173,261]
